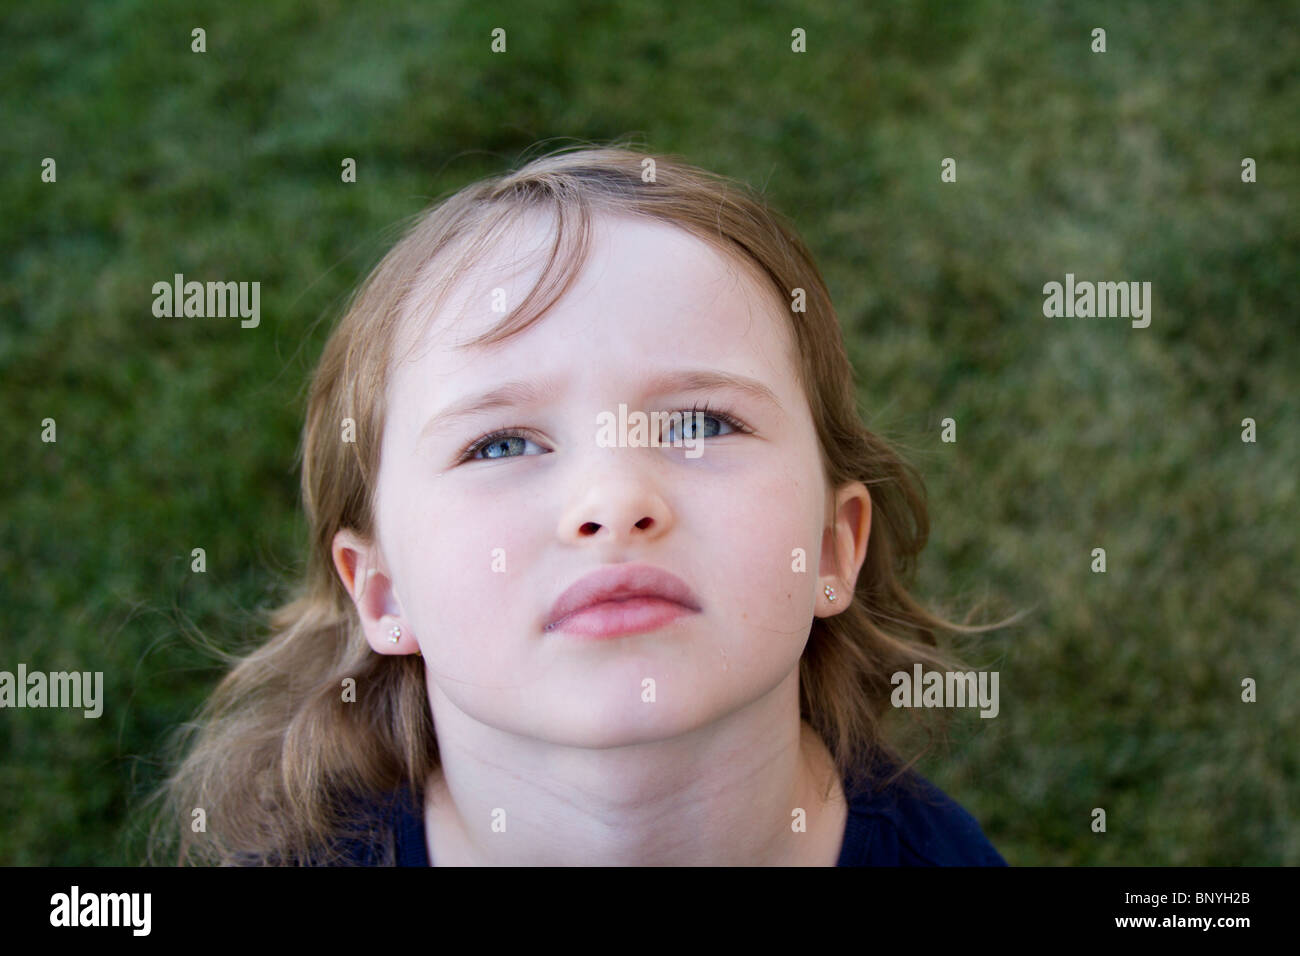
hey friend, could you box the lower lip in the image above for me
[547,597,697,638]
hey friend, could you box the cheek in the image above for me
[388,487,535,658]
[719,468,821,635]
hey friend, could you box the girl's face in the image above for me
[340,211,867,749]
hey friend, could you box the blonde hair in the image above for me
[147,141,1020,865]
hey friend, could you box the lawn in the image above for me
[2,0,1296,864]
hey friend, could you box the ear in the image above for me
[331,528,417,655]
[815,481,872,618]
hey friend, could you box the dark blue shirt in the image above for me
[328,768,1007,866]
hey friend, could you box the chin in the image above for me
[535,699,710,749]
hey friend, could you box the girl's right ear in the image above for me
[331,528,371,600]
[331,529,409,655]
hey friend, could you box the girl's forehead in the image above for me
[394,211,786,372]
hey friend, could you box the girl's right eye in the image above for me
[456,429,542,464]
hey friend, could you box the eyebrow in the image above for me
[418,368,782,444]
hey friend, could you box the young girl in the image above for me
[152,143,1014,866]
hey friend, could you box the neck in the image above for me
[422,671,847,866]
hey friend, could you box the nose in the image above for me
[556,464,674,545]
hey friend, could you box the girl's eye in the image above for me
[454,402,751,464]
[660,405,748,444]
[457,430,544,463]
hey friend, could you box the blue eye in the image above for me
[454,402,751,464]
[660,405,745,444]
[459,430,542,463]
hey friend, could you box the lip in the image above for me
[544,564,702,637]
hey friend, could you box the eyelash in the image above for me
[454,401,753,464]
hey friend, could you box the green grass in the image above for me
[2,0,1296,864]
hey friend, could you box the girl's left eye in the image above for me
[454,403,751,464]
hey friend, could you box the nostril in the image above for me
[635,517,653,530]
[580,522,600,535]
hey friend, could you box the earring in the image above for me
[387,623,402,644]
[824,584,837,603]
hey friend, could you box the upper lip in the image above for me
[545,564,702,630]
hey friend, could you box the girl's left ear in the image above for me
[331,529,413,655]
[817,482,872,616]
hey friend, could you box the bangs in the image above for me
[391,190,598,370]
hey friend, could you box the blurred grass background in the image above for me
[2,0,1296,864]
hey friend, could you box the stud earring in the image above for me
[824,584,837,603]
[387,623,402,644]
